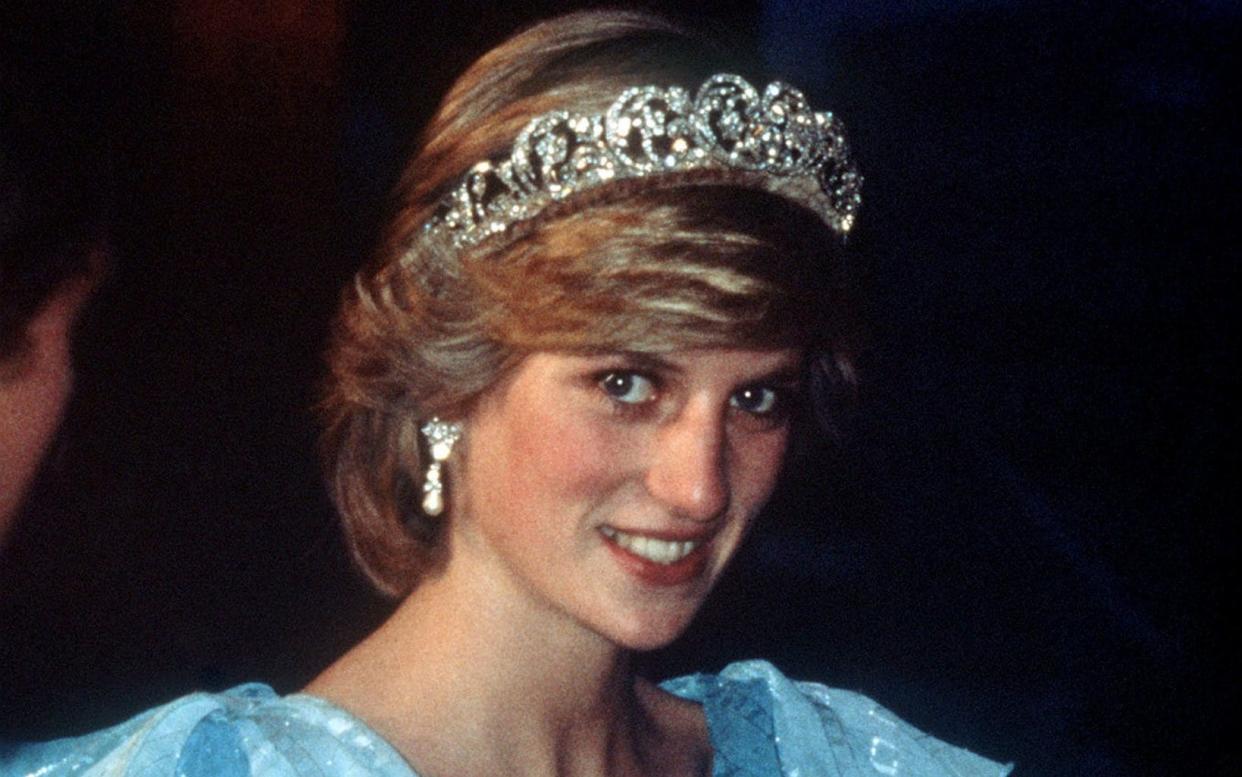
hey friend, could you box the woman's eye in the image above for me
[599,372,657,405]
[730,385,781,416]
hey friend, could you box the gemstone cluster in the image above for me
[420,74,861,252]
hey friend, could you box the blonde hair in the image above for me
[320,10,859,597]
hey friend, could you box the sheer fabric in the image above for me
[2,660,1010,776]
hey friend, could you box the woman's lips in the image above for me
[599,526,712,586]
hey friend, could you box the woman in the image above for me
[4,10,1010,777]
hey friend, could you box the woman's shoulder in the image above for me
[0,684,415,777]
[662,659,1013,777]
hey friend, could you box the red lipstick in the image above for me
[600,529,712,586]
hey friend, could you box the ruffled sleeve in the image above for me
[0,685,416,777]
[663,659,1013,777]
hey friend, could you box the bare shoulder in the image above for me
[634,677,713,777]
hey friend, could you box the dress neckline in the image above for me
[285,678,737,777]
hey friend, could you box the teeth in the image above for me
[600,526,700,565]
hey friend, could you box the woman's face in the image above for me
[450,347,802,650]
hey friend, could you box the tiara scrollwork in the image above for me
[420,74,861,251]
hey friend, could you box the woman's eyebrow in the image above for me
[579,351,804,382]
[581,351,682,375]
[741,351,805,381]
[622,352,682,374]
[753,365,803,384]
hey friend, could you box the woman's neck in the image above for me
[305,548,708,777]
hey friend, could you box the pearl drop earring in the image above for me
[419,418,462,516]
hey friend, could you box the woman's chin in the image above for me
[599,607,700,653]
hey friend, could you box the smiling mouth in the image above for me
[598,526,703,565]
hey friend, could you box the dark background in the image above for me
[1,1,1237,775]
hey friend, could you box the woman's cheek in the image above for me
[736,429,790,512]
[523,408,640,500]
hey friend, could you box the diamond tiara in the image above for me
[419,73,861,251]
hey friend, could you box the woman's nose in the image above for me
[644,403,729,522]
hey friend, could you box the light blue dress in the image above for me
[1,660,1011,776]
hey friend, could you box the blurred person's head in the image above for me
[1,6,112,544]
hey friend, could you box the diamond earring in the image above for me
[420,418,462,517]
